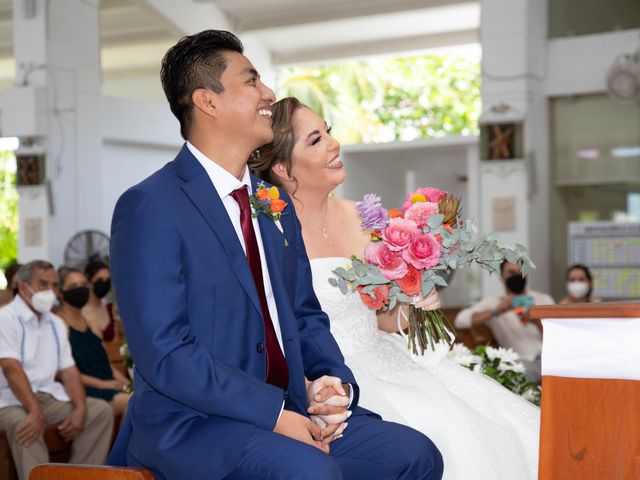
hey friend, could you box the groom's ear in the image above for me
[192,89,217,118]
[271,162,289,183]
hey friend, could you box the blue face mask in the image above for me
[512,295,534,309]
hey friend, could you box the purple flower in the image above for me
[357,193,389,230]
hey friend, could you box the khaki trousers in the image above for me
[0,392,113,480]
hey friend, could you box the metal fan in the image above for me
[607,49,640,104]
[63,230,110,269]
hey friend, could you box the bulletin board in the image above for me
[568,222,640,299]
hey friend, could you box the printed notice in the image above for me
[492,197,516,232]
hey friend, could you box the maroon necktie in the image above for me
[230,186,289,389]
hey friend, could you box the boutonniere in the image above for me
[250,182,288,239]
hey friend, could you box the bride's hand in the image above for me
[306,375,348,406]
[307,375,350,424]
[413,288,441,311]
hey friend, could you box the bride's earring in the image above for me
[251,149,261,161]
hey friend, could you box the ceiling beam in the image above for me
[137,0,230,36]
[273,29,479,66]
[233,0,476,32]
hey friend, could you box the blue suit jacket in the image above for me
[108,145,363,479]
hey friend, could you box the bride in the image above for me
[250,97,540,479]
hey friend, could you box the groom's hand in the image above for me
[274,410,330,454]
[307,376,350,424]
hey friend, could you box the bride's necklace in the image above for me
[321,196,331,240]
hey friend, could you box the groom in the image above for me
[108,30,443,480]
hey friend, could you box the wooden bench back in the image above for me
[30,464,154,480]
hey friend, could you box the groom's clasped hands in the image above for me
[273,375,351,454]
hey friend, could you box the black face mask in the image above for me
[62,287,90,309]
[505,274,527,295]
[93,279,111,299]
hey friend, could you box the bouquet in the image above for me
[119,342,134,393]
[448,344,541,405]
[330,187,535,355]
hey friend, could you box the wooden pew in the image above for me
[103,341,127,378]
[30,464,154,480]
[441,306,497,349]
[530,302,640,480]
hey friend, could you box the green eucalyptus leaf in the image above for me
[432,275,448,287]
[426,213,444,228]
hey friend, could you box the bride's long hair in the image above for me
[249,97,305,195]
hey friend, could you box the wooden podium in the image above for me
[530,303,640,480]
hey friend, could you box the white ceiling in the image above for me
[0,0,479,91]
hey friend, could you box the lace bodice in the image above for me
[310,257,381,355]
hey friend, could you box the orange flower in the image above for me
[388,208,403,219]
[256,188,269,201]
[270,199,287,213]
[357,285,390,311]
[396,265,422,296]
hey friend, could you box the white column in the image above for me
[8,0,101,265]
[479,0,549,296]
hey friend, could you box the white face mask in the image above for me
[26,286,57,314]
[567,281,589,299]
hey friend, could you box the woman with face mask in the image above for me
[82,260,119,342]
[57,267,130,423]
[559,264,598,304]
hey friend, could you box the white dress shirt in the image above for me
[454,290,555,362]
[187,142,285,351]
[0,295,76,408]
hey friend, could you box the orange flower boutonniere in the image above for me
[250,182,288,222]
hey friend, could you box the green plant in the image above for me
[0,150,18,270]
[278,52,480,145]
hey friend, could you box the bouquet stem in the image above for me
[405,306,456,355]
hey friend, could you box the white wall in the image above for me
[97,96,182,238]
[546,29,640,96]
[100,141,179,235]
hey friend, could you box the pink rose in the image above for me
[382,218,418,252]
[402,232,442,270]
[404,202,439,228]
[365,242,408,280]
[357,285,390,311]
[364,241,384,265]
[402,187,447,212]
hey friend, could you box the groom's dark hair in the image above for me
[160,30,244,140]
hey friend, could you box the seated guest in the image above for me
[57,267,130,423]
[0,262,22,307]
[82,260,118,342]
[0,260,113,480]
[454,261,554,382]
[559,264,599,304]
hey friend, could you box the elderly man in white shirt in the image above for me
[455,261,554,383]
[0,260,113,480]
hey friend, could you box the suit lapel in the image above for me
[253,176,294,337]
[176,147,262,316]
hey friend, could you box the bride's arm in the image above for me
[377,306,408,333]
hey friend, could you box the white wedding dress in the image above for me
[311,257,540,480]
